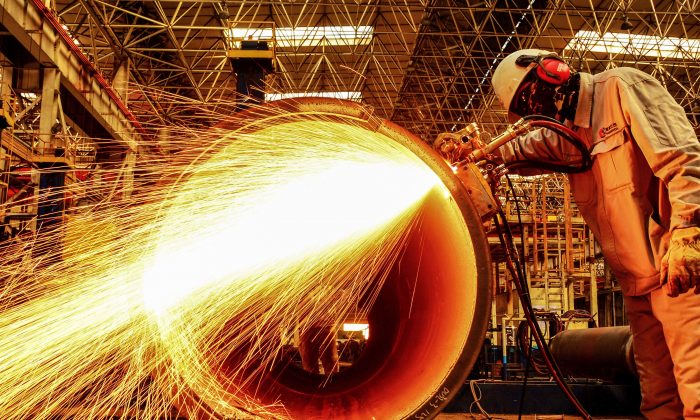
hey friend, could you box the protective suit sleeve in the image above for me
[618,77,700,231]
[498,127,586,175]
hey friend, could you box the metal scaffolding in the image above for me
[49,0,699,138]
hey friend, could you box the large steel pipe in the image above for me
[174,99,492,419]
[550,326,637,382]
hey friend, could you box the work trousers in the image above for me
[625,288,700,419]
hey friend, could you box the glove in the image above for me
[661,227,700,297]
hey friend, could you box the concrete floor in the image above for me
[437,415,643,419]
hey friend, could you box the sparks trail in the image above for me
[0,103,446,419]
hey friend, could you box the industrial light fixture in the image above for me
[213,2,229,20]
[19,92,38,101]
[225,25,373,48]
[343,323,370,339]
[565,30,700,60]
[60,23,80,45]
[620,14,634,30]
[265,91,362,102]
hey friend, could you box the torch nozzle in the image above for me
[467,118,531,162]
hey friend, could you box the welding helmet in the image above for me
[492,49,572,122]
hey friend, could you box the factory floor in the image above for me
[437,415,643,419]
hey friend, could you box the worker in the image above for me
[298,286,342,375]
[299,324,339,375]
[490,49,700,418]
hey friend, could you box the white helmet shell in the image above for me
[492,49,555,117]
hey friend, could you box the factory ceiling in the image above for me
[54,0,700,141]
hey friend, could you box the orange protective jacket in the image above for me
[501,68,700,296]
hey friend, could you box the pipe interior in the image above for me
[218,186,482,419]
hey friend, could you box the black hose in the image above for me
[517,331,533,420]
[473,118,593,418]
[504,175,528,281]
[516,311,564,375]
[504,173,545,413]
[493,209,592,419]
[504,115,593,174]
[521,114,561,124]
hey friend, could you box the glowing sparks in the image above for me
[0,106,448,419]
[142,121,440,315]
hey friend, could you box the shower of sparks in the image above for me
[0,104,448,419]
